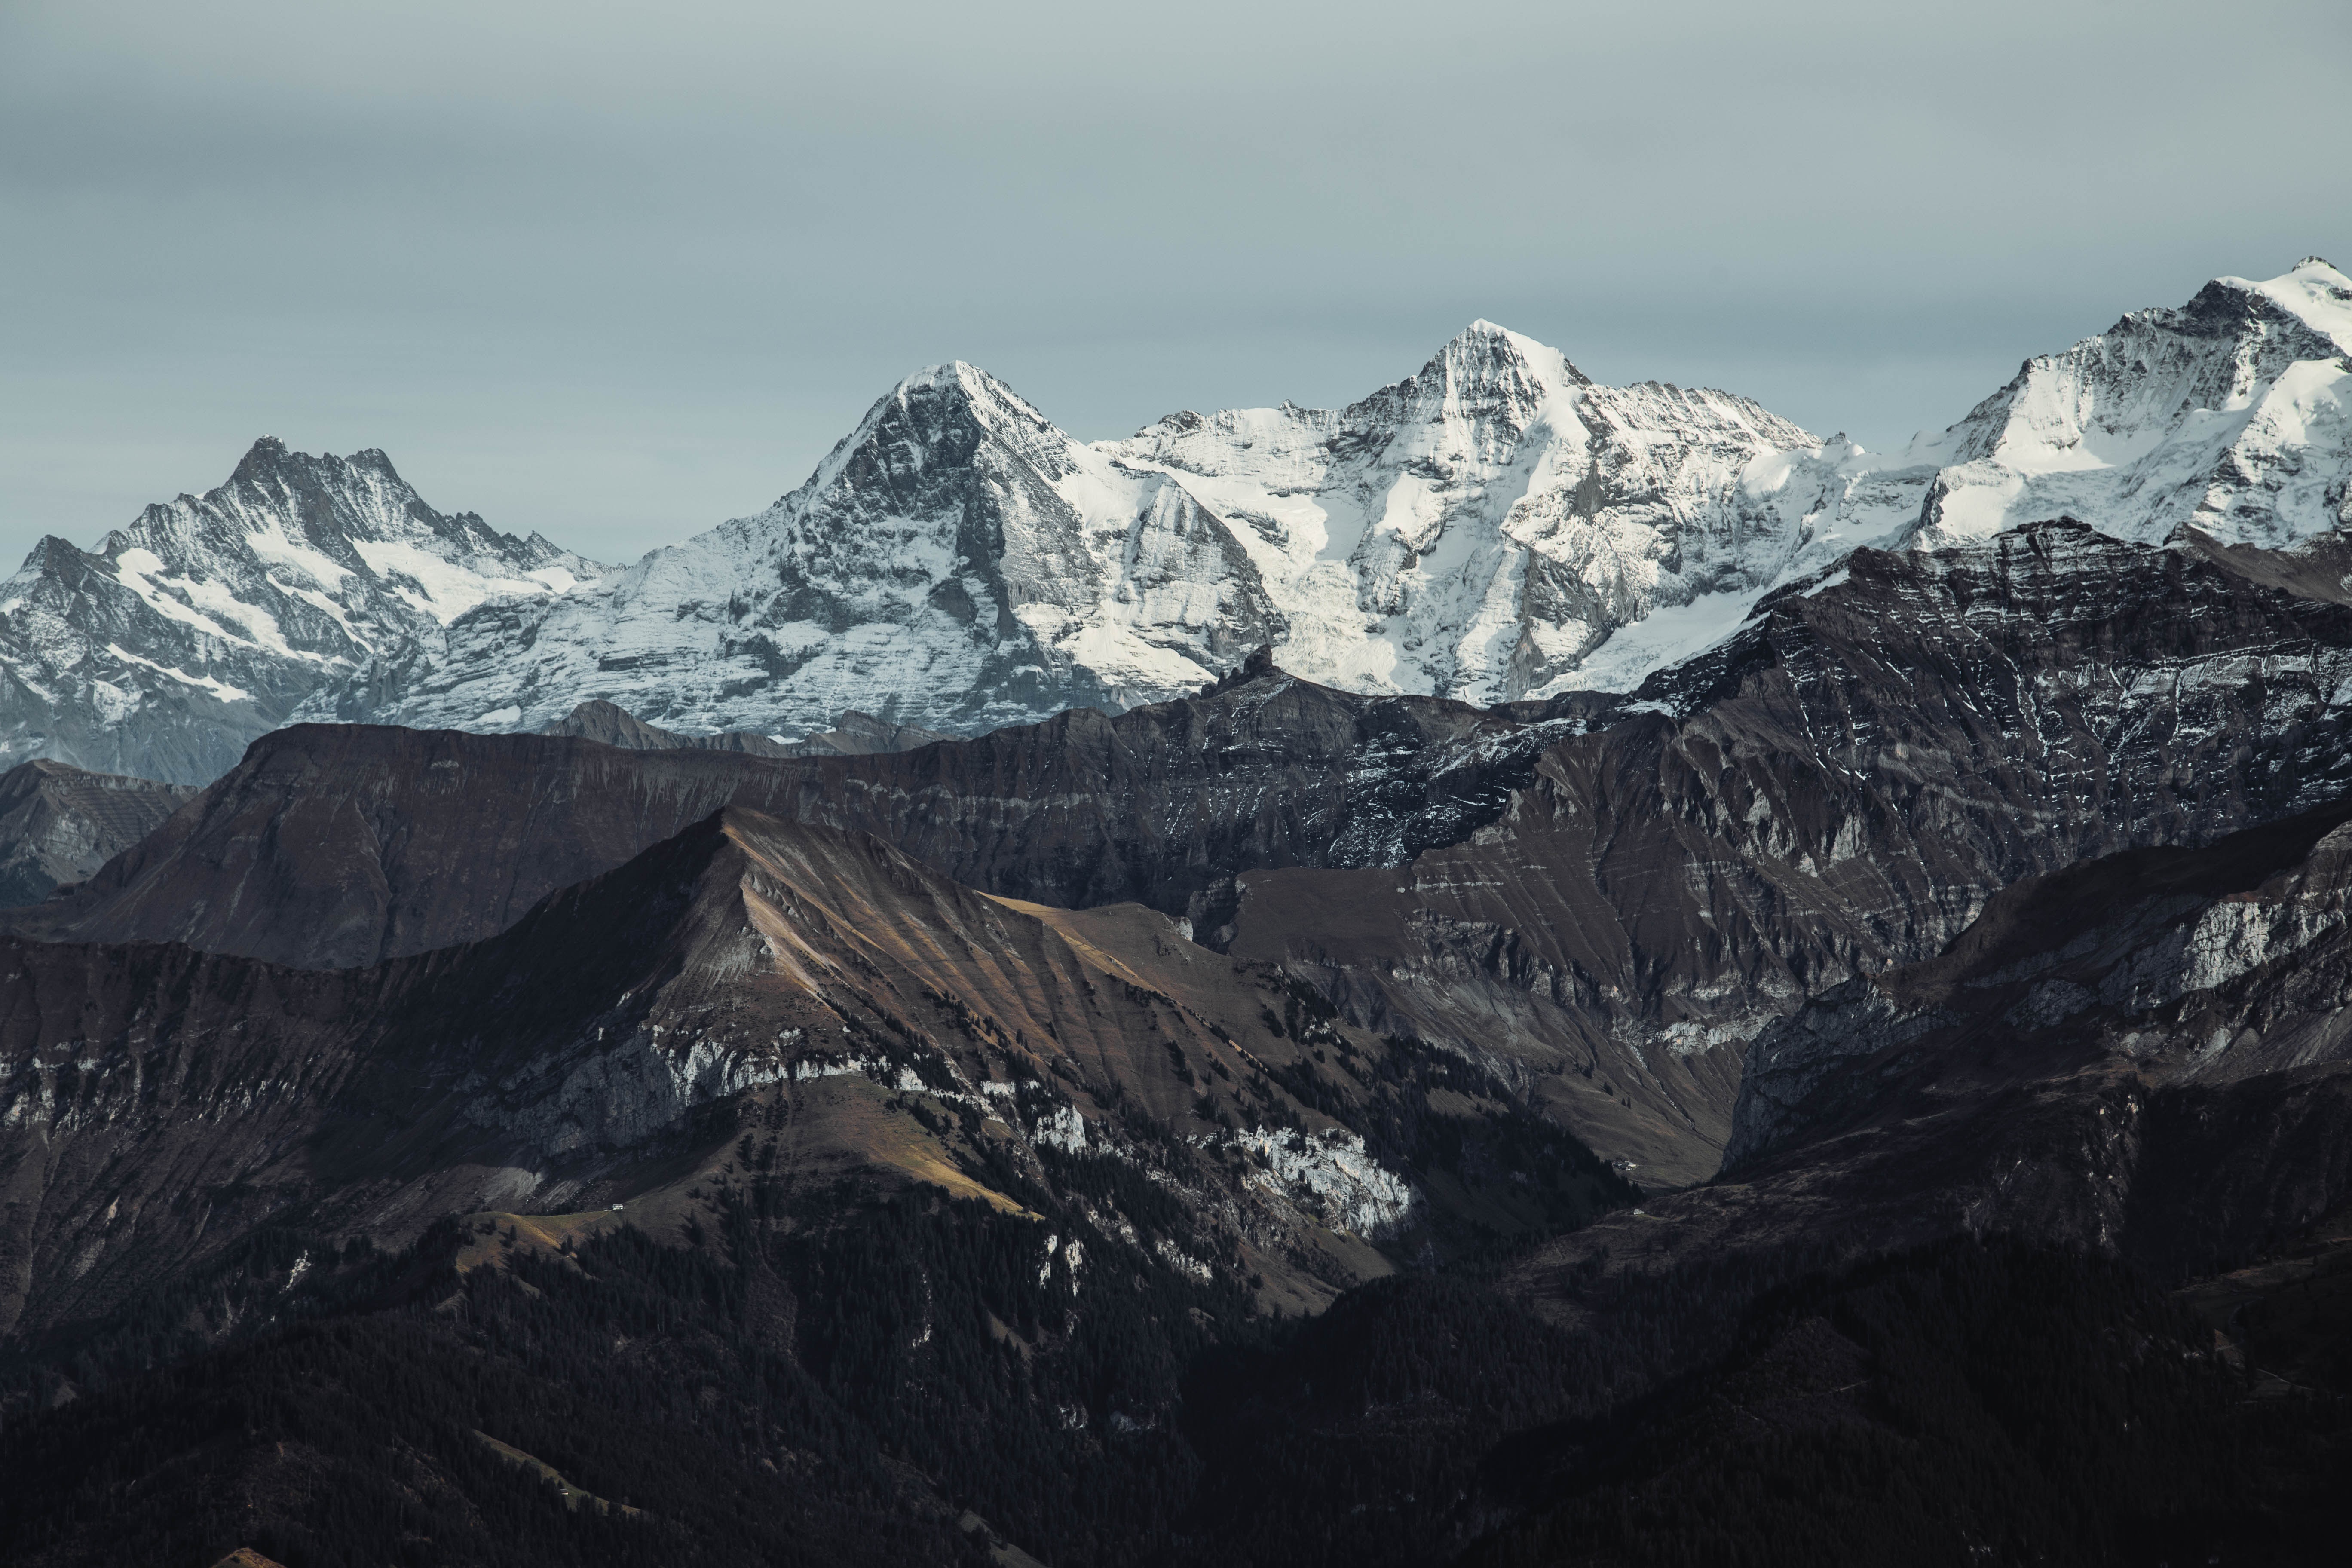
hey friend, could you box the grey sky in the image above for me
[5,0,2348,569]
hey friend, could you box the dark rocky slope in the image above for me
[1503,793,2352,1343]
[1230,522,2352,1181]
[0,760,193,907]
[8,654,1567,968]
[533,698,952,758]
[0,805,1623,1342]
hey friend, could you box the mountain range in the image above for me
[2,258,2350,1567]
[6,257,2345,787]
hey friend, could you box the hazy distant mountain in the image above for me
[0,438,603,782]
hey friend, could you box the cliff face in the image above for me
[1501,796,2352,1347]
[0,759,193,907]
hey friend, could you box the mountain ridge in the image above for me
[8,257,2346,787]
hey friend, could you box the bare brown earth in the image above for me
[0,807,1621,1342]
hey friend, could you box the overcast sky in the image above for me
[4,0,2348,568]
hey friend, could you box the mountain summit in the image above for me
[1908,255,2352,550]
[0,441,603,781]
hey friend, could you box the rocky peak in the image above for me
[1361,319,1583,459]
[0,440,607,784]
[228,433,292,481]
[1906,259,2352,552]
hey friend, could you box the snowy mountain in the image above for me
[326,363,1289,739]
[1903,256,2352,551]
[0,439,604,782]
[1100,321,1931,703]
[8,259,2347,779]
[340,325,1897,739]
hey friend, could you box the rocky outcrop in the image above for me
[1503,795,2352,1342]
[533,697,950,758]
[1725,795,2352,1179]
[0,759,193,907]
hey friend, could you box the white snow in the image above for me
[103,643,254,703]
[1910,258,2352,552]
[110,548,316,662]
[349,536,573,625]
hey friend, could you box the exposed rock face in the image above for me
[1725,796,2352,1190]
[1504,795,2352,1333]
[533,697,949,758]
[1228,522,2352,1183]
[7,667,1573,969]
[0,759,193,907]
[0,438,603,784]
[0,806,1623,1339]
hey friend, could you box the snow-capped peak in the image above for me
[2226,255,2352,355]
[18,256,2350,785]
[0,440,608,782]
[1907,258,2352,551]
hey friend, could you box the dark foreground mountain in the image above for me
[0,803,1647,1567]
[1479,794,2352,1418]
[0,802,1628,1338]
[5,640,2352,1561]
[0,759,193,907]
